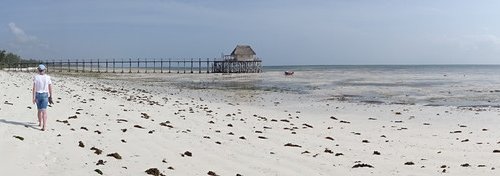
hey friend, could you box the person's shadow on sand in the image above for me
[0,119,39,130]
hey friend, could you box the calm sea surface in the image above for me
[127,65,500,107]
[262,65,500,107]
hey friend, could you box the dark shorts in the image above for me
[36,92,48,110]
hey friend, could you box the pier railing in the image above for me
[1,58,262,74]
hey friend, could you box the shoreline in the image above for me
[52,71,500,109]
[1,71,500,175]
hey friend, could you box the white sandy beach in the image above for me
[1,70,500,176]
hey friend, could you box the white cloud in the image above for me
[8,22,38,43]
[7,22,50,57]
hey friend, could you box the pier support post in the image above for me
[190,58,193,73]
[160,58,163,73]
[137,58,140,73]
[145,59,148,73]
[129,58,132,73]
[207,58,210,73]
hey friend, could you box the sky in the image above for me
[1,0,500,65]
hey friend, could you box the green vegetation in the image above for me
[0,50,23,63]
[0,50,39,69]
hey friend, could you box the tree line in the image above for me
[0,50,40,69]
[0,50,23,63]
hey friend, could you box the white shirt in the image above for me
[34,74,52,94]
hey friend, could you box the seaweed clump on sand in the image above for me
[145,168,165,176]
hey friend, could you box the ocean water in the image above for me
[262,65,500,107]
[120,65,500,107]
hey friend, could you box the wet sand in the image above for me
[1,71,500,175]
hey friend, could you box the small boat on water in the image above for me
[284,71,294,75]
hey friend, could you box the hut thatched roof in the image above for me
[231,45,256,56]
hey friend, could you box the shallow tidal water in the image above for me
[105,65,500,107]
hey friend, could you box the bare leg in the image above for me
[38,110,42,127]
[41,110,47,131]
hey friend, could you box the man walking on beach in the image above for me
[32,64,53,131]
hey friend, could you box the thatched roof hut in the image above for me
[230,45,256,61]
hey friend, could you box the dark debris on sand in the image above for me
[207,171,219,176]
[404,162,415,165]
[141,113,151,119]
[107,152,122,159]
[91,147,103,155]
[13,135,24,141]
[352,163,374,168]
[56,120,70,125]
[116,119,128,123]
[145,168,165,176]
[159,121,173,128]
[78,141,85,148]
[96,159,106,165]
[258,136,268,139]
[302,123,313,128]
[134,125,145,129]
[182,151,193,157]
[94,169,103,175]
[461,163,471,167]
[284,143,302,148]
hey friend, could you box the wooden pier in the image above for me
[212,60,262,73]
[0,58,262,74]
